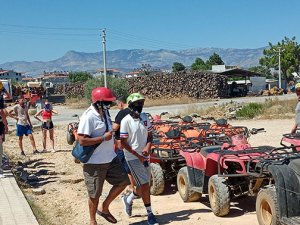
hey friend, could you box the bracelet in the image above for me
[101,134,106,142]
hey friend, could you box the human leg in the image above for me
[42,128,47,151]
[0,135,3,176]
[49,128,55,151]
[28,133,38,153]
[18,136,25,155]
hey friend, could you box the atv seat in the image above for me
[200,145,222,157]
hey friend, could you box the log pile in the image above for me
[261,87,284,96]
[127,71,228,99]
[53,83,85,99]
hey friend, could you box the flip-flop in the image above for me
[96,210,117,224]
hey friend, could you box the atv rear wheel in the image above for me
[208,175,230,216]
[177,167,201,202]
[150,163,165,195]
[256,186,280,225]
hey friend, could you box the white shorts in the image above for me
[127,159,151,187]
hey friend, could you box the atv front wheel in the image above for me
[208,175,230,216]
[256,186,280,225]
[150,163,165,195]
[177,167,201,202]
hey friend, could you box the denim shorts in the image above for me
[16,124,32,136]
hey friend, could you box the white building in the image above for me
[0,68,23,81]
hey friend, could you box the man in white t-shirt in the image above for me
[291,83,300,133]
[120,93,159,225]
[77,87,130,225]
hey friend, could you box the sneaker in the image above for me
[0,174,5,178]
[147,213,159,225]
[121,195,132,217]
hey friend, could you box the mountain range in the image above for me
[0,47,265,75]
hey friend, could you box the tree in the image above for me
[68,71,93,83]
[172,62,186,72]
[248,66,273,79]
[206,53,224,68]
[259,36,300,81]
[84,77,129,103]
[191,57,209,71]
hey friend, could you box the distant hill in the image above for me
[0,47,265,75]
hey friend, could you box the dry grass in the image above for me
[65,98,89,109]
[176,98,298,120]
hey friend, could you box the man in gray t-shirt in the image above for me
[8,97,38,156]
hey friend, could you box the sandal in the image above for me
[33,150,40,154]
[96,210,117,224]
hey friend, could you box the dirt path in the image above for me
[3,119,293,225]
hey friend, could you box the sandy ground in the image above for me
[3,118,294,225]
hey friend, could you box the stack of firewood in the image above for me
[127,71,228,99]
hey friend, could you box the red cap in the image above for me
[91,87,116,103]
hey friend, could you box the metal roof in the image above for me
[216,68,263,78]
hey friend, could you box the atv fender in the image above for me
[180,151,206,170]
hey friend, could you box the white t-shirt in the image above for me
[13,104,29,126]
[120,112,152,161]
[77,105,116,164]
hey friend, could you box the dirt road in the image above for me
[3,115,293,225]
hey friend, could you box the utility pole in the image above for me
[274,47,285,89]
[101,29,107,87]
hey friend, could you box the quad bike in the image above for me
[67,114,79,145]
[177,127,269,216]
[245,144,300,225]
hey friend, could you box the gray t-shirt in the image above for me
[13,104,29,126]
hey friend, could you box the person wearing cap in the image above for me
[34,101,58,152]
[120,93,159,225]
[291,83,300,133]
[77,87,130,225]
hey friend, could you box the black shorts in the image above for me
[83,157,130,198]
[42,121,54,130]
[0,122,4,135]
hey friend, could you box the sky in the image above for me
[1,0,300,63]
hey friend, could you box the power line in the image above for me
[0,23,100,31]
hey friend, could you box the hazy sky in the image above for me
[1,0,299,63]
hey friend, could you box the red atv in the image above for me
[177,127,269,216]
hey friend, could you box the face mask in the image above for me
[130,101,144,114]
[45,104,51,111]
[102,101,112,110]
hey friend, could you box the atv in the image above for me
[246,144,300,225]
[66,114,79,145]
[177,127,268,216]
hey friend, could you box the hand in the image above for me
[103,131,113,141]
[142,148,150,156]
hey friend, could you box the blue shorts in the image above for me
[116,149,131,174]
[16,124,32,137]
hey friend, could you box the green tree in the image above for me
[172,62,186,72]
[68,71,93,83]
[206,53,224,68]
[191,57,209,71]
[259,36,300,81]
[248,66,273,79]
[84,77,129,103]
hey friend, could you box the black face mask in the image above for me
[102,101,112,110]
[93,101,112,111]
[130,101,144,115]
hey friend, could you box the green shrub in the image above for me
[84,77,129,103]
[236,103,263,119]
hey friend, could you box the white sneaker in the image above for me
[0,174,5,178]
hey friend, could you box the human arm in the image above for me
[34,110,43,122]
[8,107,18,121]
[121,137,145,162]
[51,110,58,114]
[142,132,153,156]
[77,132,112,146]
[112,123,120,132]
[26,110,33,128]
[291,124,298,134]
